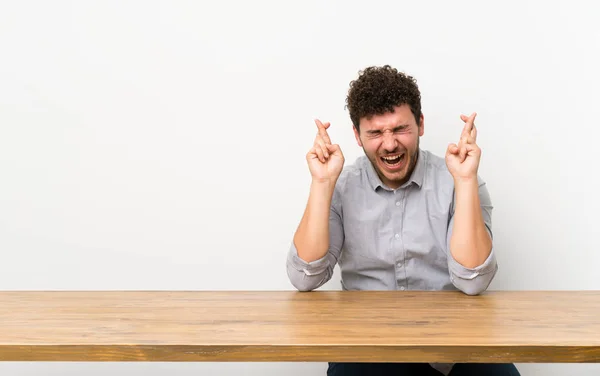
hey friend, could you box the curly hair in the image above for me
[345,65,422,131]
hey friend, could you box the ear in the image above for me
[353,125,363,147]
[418,113,425,137]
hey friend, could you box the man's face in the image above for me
[353,104,424,189]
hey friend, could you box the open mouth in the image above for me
[380,153,405,167]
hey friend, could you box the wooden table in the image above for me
[0,290,598,363]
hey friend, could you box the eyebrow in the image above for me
[366,124,409,134]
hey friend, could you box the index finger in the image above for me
[315,119,332,144]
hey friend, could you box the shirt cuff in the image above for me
[288,242,330,276]
[448,246,497,280]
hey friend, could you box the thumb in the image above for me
[464,142,480,156]
[446,143,459,156]
[327,143,343,156]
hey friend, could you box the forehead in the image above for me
[359,104,415,130]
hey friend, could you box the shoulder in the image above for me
[423,149,448,173]
[335,155,370,190]
[330,155,371,206]
[420,149,492,208]
[420,149,454,189]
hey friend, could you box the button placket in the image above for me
[394,190,406,289]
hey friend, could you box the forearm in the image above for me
[449,178,492,268]
[293,179,337,263]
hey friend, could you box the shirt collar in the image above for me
[365,148,427,191]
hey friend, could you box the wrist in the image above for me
[312,176,337,185]
[311,177,337,192]
[453,174,478,185]
[453,176,478,191]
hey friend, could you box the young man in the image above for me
[286,66,520,375]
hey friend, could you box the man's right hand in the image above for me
[306,119,345,183]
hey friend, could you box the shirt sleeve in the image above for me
[286,180,345,292]
[446,176,498,295]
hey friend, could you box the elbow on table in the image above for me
[292,282,317,292]
[457,283,487,296]
[448,244,498,296]
[451,265,498,296]
[286,266,331,292]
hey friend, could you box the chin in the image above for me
[373,167,407,188]
[387,172,409,185]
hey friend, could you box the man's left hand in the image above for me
[445,112,480,182]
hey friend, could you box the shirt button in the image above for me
[395,201,401,206]
[395,233,400,239]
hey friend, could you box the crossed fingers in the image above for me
[457,112,477,160]
[313,119,331,162]
[459,112,477,145]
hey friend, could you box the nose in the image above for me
[382,131,398,152]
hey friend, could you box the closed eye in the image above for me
[366,125,409,137]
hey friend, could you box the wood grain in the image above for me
[0,290,598,362]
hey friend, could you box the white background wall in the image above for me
[1,0,598,375]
